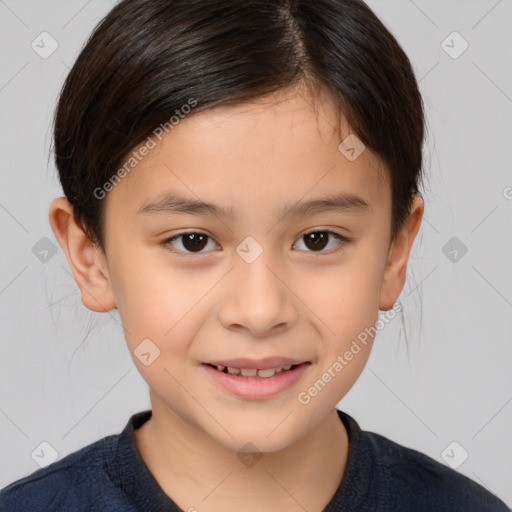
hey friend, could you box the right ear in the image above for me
[48,197,117,312]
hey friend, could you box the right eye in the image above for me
[161,231,221,255]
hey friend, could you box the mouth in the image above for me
[201,361,311,400]
[204,363,303,378]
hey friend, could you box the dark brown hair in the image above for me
[52,0,426,253]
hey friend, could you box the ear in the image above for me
[48,197,116,312]
[379,194,424,311]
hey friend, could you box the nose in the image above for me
[218,251,298,338]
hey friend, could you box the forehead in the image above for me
[104,86,390,222]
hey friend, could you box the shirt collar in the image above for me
[113,408,377,511]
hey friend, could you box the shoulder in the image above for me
[364,429,509,511]
[0,433,121,511]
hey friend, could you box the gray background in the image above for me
[0,0,511,507]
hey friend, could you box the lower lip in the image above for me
[201,363,310,400]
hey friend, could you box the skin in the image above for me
[49,83,423,512]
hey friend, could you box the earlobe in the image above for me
[379,194,424,311]
[48,197,117,313]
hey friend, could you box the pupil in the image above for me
[183,233,208,252]
[304,232,328,251]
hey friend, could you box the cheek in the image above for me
[308,256,383,334]
[301,303,378,411]
[301,252,383,392]
[108,254,198,351]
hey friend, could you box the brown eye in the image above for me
[303,232,329,251]
[162,229,348,256]
[180,233,208,252]
[294,230,347,254]
[163,232,218,254]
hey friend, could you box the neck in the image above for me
[134,395,349,512]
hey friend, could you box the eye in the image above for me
[293,230,348,254]
[162,231,220,255]
[162,229,348,256]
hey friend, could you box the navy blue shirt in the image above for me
[1,409,509,511]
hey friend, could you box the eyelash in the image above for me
[160,229,349,257]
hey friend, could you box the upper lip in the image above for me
[204,357,310,370]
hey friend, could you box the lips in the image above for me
[204,357,309,370]
[202,361,311,399]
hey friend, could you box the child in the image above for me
[1,0,509,510]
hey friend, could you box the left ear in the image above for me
[379,194,424,311]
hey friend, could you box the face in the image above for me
[56,84,422,454]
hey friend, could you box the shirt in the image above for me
[0,408,509,511]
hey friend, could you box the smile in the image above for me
[201,362,311,399]
[207,363,299,378]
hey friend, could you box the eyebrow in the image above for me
[137,191,371,220]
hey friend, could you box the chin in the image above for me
[205,419,302,455]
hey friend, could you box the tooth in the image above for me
[227,367,240,375]
[275,367,283,373]
[240,368,258,377]
[282,364,292,371]
[216,365,225,371]
[257,368,276,378]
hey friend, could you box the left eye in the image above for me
[293,230,347,253]
[162,230,347,255]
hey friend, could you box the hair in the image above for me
[52,0,427,353]
[52,0,426,253]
